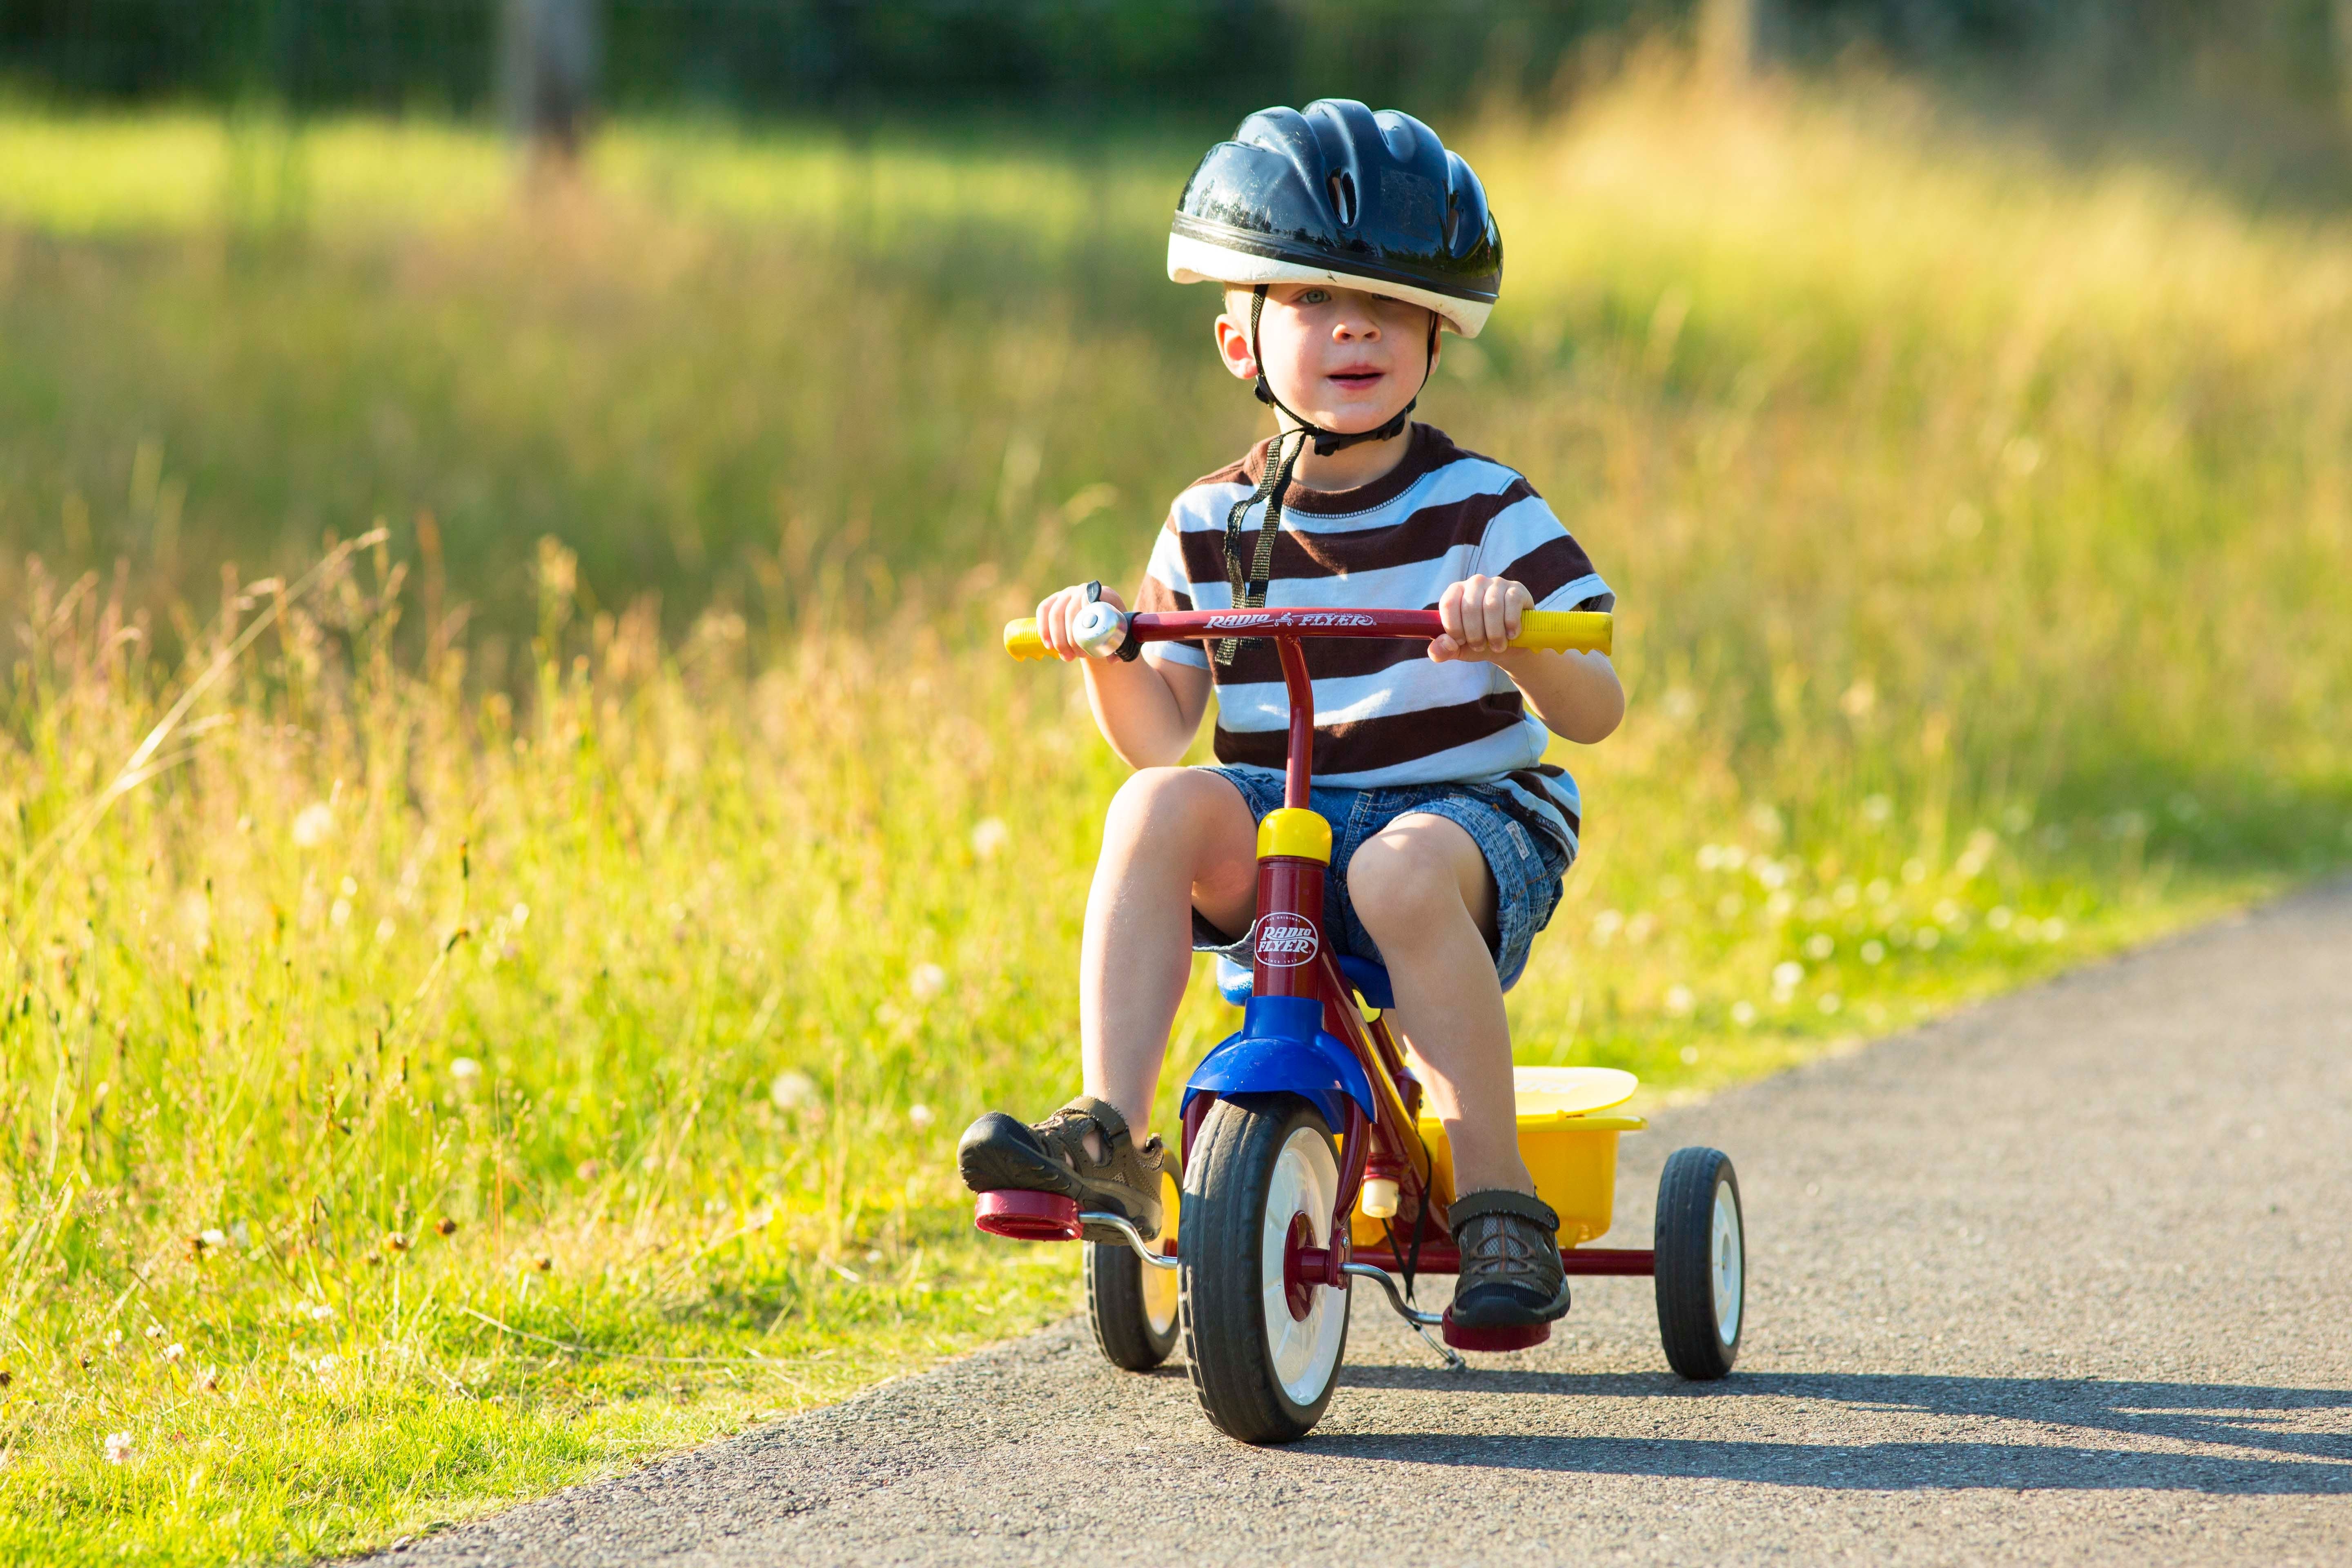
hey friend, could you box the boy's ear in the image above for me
[1212,309,1259,383]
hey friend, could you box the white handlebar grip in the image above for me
[1071,600,1129,659]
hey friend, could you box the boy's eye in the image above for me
[1296,288,1331,306]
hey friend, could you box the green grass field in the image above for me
[3,71,2350,1563]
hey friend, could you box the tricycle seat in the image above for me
[1215,953,1394,1012]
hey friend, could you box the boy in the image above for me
[960,100,1623,1330]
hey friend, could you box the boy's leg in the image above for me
[1078,766,1258,1147]
[1345,812,1532,1196]
[959,767,1256,1232]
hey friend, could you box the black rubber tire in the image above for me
[1178,1098,1351,1444]
[1655,1146,1744,1380]
[1085,1155,1182,1370]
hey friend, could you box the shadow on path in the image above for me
[1318,1369,2352,1493]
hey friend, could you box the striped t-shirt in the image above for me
[1135,423,1612,854]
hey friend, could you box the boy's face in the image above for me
[1216,284,1439,437]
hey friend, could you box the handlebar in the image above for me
[1003,606,1612,662]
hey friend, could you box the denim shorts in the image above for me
[1190,765,1575,993]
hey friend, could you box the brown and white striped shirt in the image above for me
[1135,424,1611,852]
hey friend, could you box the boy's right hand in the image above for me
[1036,583,1129,662]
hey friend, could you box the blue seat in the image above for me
[1215,953,1395,1012]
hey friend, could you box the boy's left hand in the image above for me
[1430,575,1534,663]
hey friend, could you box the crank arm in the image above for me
[1342,1262,1466,1372]
[1082,1211,1178,1271]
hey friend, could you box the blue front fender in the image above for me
[1180,995,1374,1134]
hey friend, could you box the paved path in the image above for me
[385,886,2352,1566]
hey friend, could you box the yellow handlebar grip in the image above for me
[1509,610,1613,657]
[1003,618,1054,661]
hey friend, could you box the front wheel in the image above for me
[1655,1146,1744,1379]
[1085,1157,1182,1370]
[1179,1098,1351,1443]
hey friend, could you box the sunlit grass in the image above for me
[3,67,2350,1564]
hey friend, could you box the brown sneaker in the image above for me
[1449,1188,1572,1327]
[957,1095,1166,1244]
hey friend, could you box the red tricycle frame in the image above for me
[1009,604,1650,1310]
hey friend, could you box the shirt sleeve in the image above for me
[1134,517,1210,668]
[1475,490,1613,613]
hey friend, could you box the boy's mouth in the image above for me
[1326,366,1387,391]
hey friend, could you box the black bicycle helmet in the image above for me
[1168,98,1503,339]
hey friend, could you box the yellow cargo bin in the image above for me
[1351,1067,1646,1248]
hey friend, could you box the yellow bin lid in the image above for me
[1511,1065,1638,1118]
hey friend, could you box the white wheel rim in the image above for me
[1260,1125,1346,1405]
[1143,1248,1179,1337]
[1143,1169,1179,1336]
[1711,1181,1743,1344]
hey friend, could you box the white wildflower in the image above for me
[511,902,530,927]
[162,1342,184,1362]
[291,802,335,848]
[1771,961,1805,990]
[907,1103,937,1131]
[909,963,947,1000]
[449,1057,481,1087]
[1678,1045,1700,1065]
[199,1227,229,1252]
[1803,934,1834,960]
[103,1431,135,1465]
[970,818,1010,859]
[1663,986,1695,1017]
[1730,1001,1758,1027]
[1861,795,1893,824]
[1861,940,1887,965]
[1818,994,1842,1015]
[770,1070,817,1111]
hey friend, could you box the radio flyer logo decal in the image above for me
[1250,912,1320,968]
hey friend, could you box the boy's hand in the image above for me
[1036,583,1129,661]
[1430,575,1534,663]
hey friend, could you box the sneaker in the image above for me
[958,1095,1166,1244]
[1449,1188,1572,1327]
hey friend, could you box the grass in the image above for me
[3,66,2351,1563]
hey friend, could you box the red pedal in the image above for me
[1441,1310,1552,1352]
[973,1189,1081,1242]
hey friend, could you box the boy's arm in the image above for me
[1033,584,1212,767]
[1430,574,1625,745]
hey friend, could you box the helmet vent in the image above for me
[1444,189,1461,251]
[1327,170,1358,229]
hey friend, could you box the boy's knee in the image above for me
[1350,828,1472,938]
[1104,767,1225,845]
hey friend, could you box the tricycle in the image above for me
[974,599,1744,1443]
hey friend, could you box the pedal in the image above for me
[1440,1310,1551,1352]
[973,1189,1081,1241]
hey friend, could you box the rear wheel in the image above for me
[1655,1146,1743,1379]
[1179,1098,1350,1443]
[1085,1158,1182,1370]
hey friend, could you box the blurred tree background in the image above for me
[5,2,2352,127]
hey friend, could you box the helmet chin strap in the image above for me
[1214,285,1439,666]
